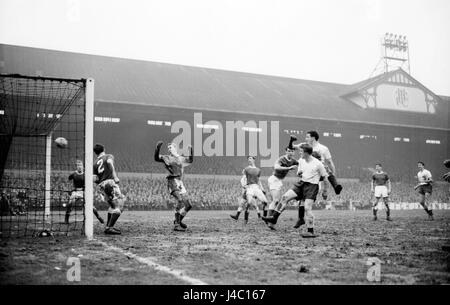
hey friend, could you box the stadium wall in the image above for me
[93,102,449,182]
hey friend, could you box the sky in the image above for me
[1,0,449,95]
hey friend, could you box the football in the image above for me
[55,137,68,148]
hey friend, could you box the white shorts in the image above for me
[246,184,268,203]
[175,179,187,195]
[268,175,283,191]
[374,185,389,198]
[70,190,84,202]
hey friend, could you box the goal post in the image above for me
[84,78,94,240]
[0,74,95,238]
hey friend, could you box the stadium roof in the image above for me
[1,44,448,130]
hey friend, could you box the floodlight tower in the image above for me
[370,33,411,77]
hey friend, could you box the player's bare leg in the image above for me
[419,193,433,220]
[104,185,125,235]
[105,197,125,234]
[246,196,261,221]
[301,199,317,238]
[64,200,73,224]
[372,198,380,221]
[262,189,297,230]
[93,206,104,224]
[172,191,192,231]
[268,189,281,218]
[384,198,392,221]
[231,196,247,221]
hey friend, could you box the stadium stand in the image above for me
[1,44,449,211]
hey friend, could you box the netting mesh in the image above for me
[0,75,86,237]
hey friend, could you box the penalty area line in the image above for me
[98,241,208,285]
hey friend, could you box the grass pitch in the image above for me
[1,210,449,284]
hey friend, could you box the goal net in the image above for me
[0,74,94,238]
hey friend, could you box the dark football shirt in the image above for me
[273,156,299,179]
[160,155,192,179]
[372,172,389,186]
[69,171,85,189]
[244,166,261,185]
[93,154,115,184]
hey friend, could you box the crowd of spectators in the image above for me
[1,170,449,212]
[96,175,450,210]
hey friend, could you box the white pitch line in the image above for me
[98,241,208,285]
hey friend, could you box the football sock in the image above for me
[235,211,241,218]
[109,213,120,228]
[327,175,342,195]
[106,212,112,228]
[298,205,305,220]
[93,208,101,220]
[272,211,281,224]
[174,212,181,224]
[244,211,249,221]
[263,209,267,217]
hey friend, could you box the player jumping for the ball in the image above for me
[266,137,298,220]
[263,143,327,237]
[370,163,392,221]
[93,144,126,235]
[292,131,343,197]
[65,159,104,224]
[154,141,193,231]
[414,161,434,220]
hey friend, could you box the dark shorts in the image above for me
[291,181,320,201]
[417,184,432,195]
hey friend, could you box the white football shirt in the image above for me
[297,157,327,185]
[417,169,432,185]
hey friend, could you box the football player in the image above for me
[267,136,298,219]
[93,144,125,235]
[370,163,392,221]
[292,131,343,197]
[66,160,104,224]
[242,156,269,221]
[263,143,327,237]
[230,175,250,224]
[414,161,434,220]
[154,141,193,231]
